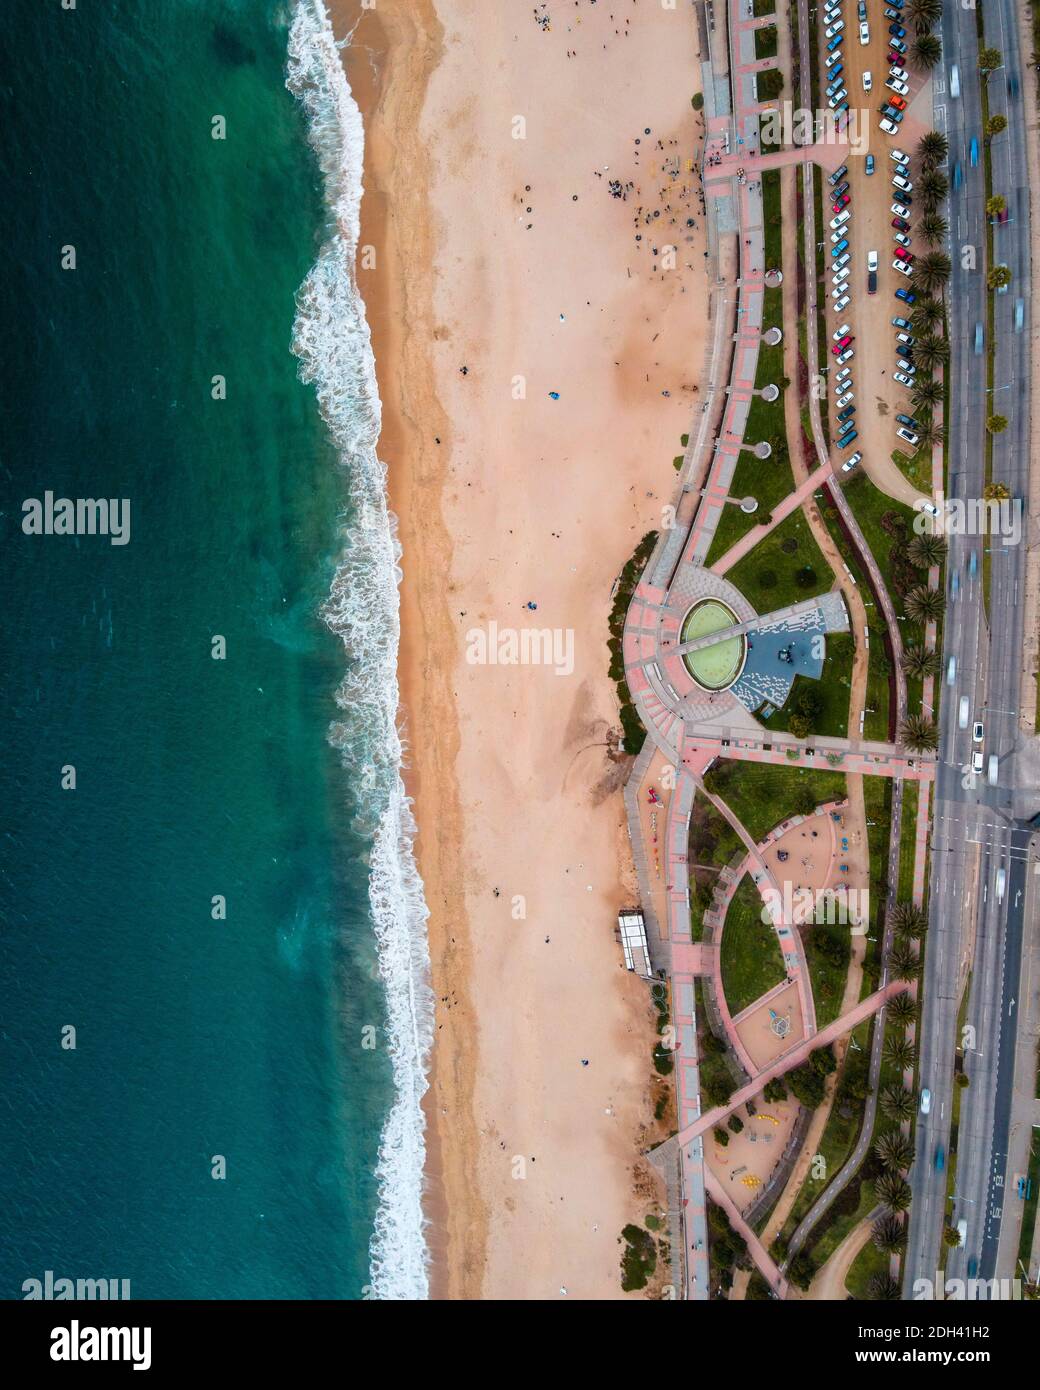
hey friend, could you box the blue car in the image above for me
[969,550,978,576]
[889,23,906,38]
[967,1257,978,1279]
[865,153,875,175]
[935,1145,945,1173]
[953,160,963,190]
[895,287,916,304]
[838,429,859,449]
[970,136,979,167]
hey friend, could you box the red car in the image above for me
[892,216,911,231]
[894,247,914,262]
[888,94,908,110]
[832,193,851,211]
[831,335,854,355]
[887,49,901,63]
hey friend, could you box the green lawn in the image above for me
[703,761,846,843]
[896,780,919,903]
[762,168,782,275]
[726,505,832,612]
[753,0,775,16]
[760,632,854,739]
[754,23,778,61]
[1017,1129,1040,1272]
[719,873,787,1017]
[845,1228,890,1299]
[802,918,852,1029]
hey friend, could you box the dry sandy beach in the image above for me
[334,0,711,1298]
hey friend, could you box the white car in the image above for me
[828,88,849,108]
[891,201,912,218]
[889,147,911,165]
[920,1089,931,1115]
[832,272,850,290]
[859,20,870,44]
[830,284,848,299]
[841,451,862,471]
[973,721,985,743]
[833,294,851,313]
[867,249,878,272]
[832,322,852,341]
[894,232,912,248]
[880,117,900,136]
[862,70,873,92]
[886,77,910,96]
[830,208,851,230]
[833,251,851,270]
[830,228,848,244]
[896,426,920,445]
[836,390,855,409]
[826,49,844,69]
[893,370,914,386]
[889,66,909,82]
[836,347,855,364]
[836,366,853,383]
[972,750,984,774]
[892,258,913,276]
[825,20,845,38]
[893,173,914,192]
[895,331,914,347]
[896,357,915,374]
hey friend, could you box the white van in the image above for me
[956,1218,967,1245]
[950,64,960,98]
[988,754,999,785]
[996,867,1007,902]
[958,696,970,729]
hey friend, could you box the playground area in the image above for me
[760,802,868,931]
[733,978,805,1072]
[704,1085,800,1216]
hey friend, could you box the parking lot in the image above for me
[819,0,936,502]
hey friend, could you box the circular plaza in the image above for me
[680,598,746,691]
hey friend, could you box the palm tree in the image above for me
[914,333,949,371]
[900,713,939,751]
[917,416,946,449]
[910,297,945,333]
[987,414,1009,434]
[885,1035,917,1071]
[911,376,944,409]
[920,169,950,209]
[987,114,1008,137]
[904,585,944,624]
[978,46,1003,75]
[875,1128,916,1172]
[917,129,949,167]
[908,532,947,568]
[910,33,943,71]
[988,263,1012,291]
[920,213,949,245]
[873,1213,909,1253]
[891,902,928,940]
[888,991,918,1026]
[902,644,940,679]
[880,1084,915,1124]
[869,1272,903,1301]
[876,1171,913,1214]
[906,0,943,30]
[911,251,952,296]
[984,481,1010,501]
[987,194,1007,219]
[890,941,922,981]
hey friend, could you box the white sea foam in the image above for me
[287,0,433,1301]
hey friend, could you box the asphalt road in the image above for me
[904,0,1034,1294]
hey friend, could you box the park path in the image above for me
[802,1210,878,1301]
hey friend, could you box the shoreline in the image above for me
[331,0,486,1299]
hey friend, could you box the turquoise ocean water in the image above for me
[1,1,431,1298]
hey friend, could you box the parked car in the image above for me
[830,208,851,230]
[836,391,855,409]
[832,192,850,210]
[893,232,912,250]
[895,331,914,348]
[889,147,910,165]
[831,336,853,355]
[829,163,849,185]
[891,216,910,231]
[825,20,845,39]
[889,36,907,53]
[893,370,914,386]
[859,20,870,44]
[891,201,912,218]
[841,451,862,471]
[896,357,915,373]
[883,4,901,17]
[863,70,873,92]
[833,294,851,313]
[826,34,843,53]
[836,347,855,364]
[889,23,907,39]
[895,286,916,304]
[836,365,853,382]
[895,412,918,428]
[865,153,875,174]
[896,426,919,445]
[892,173,913,194]
[888,93,908,110]
[828,90,849,111]
[889,66,909,82]
[886,77,910,96]
[892,258,913,276]
[833,251,851,270]
[892,316,911,330]
[826,48,844,69]
[894,247,913,262]
[879,117,900,136]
